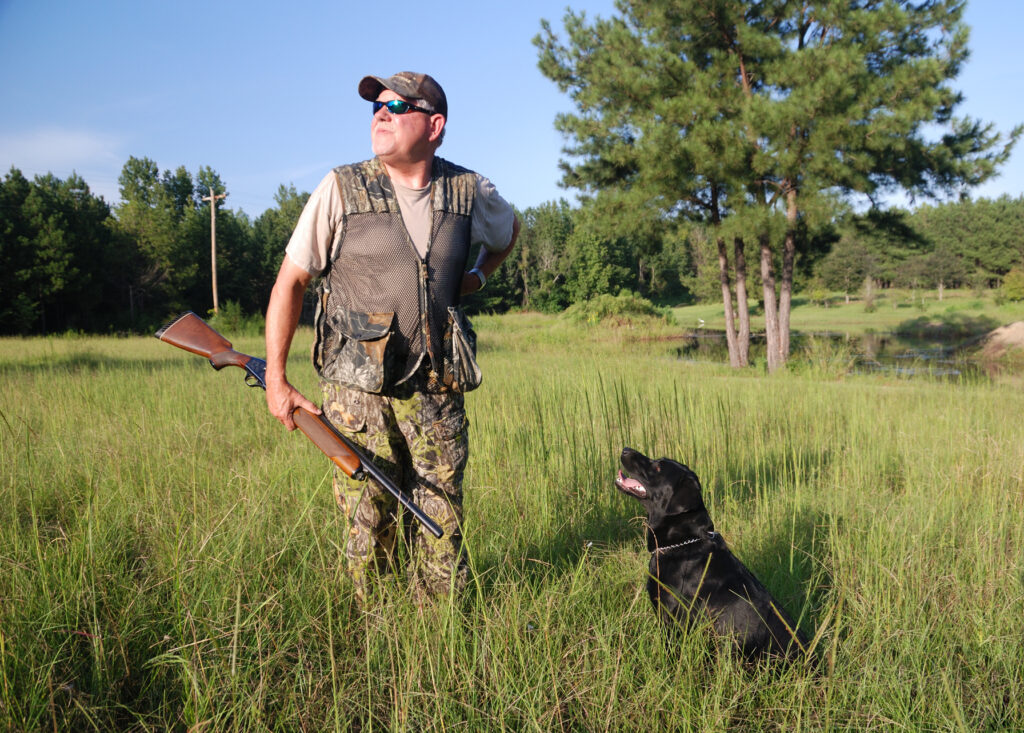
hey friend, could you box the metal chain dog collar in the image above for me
[652,531,719,556]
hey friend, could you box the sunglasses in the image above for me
[372,99,433,116]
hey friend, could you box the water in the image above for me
[671,329,990,379]
[818,331,980,378]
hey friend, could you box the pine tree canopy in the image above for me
[536,0,1020,226]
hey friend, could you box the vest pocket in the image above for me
[442,306,482,393]
[322,307,394,393]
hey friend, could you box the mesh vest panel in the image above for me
[314,157,476,390]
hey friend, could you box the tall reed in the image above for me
[1,316,1021,730]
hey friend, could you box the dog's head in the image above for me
[615,447,707,527]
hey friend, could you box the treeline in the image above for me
[3,161,1024,335]
[815,198,1024,299]
[0,159,306,335]
[475,196,1024,313]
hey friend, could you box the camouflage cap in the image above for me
[358,72,448,118]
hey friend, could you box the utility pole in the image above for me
[202,186,227,314]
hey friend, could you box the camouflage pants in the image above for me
[322,374,469,604]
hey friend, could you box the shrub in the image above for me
[1001,267,1024,302]
[562,292,676,326]
[805,277,830,307]
[207,300,264,336]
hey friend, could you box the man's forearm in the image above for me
[264,258,318,429]
[265,258,313,385]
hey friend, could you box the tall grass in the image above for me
[2,315,1022,730]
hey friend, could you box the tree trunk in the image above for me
[779,188,798,361]
[717,235,742,367]
[520,243,530,309]
[733,236,750,366]
[760,232,783,373]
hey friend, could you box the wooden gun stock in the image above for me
[155,311,443,538]
[155,311,266,386]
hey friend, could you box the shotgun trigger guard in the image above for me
[243,357,268,390]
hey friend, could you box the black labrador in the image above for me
[615,447,809,660]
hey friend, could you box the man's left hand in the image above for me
[460,269,485,295]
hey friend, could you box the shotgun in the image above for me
[155,311,443,538]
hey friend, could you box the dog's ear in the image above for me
[664,464,706,516]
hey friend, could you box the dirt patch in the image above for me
[980,321,1024,360]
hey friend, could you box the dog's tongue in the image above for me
[615,470,647,497]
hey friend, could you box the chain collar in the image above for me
[651,531,718,557]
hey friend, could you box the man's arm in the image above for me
[265,256,320,430]
[461,215,520,295]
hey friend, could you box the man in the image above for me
[264,71,519,604]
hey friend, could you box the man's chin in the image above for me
[372,140,394,158]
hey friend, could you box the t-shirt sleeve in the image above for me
[470,175,515,254]
[284,171,345,276]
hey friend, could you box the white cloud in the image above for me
[0,127,121,170]
[0,127,124,202]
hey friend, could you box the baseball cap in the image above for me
[358,72,447,118]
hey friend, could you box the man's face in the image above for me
[371,89,443,165]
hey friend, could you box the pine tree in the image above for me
[537,0,1020,369]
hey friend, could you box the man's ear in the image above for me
[428,114,446,144]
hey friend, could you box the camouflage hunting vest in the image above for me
[313,157,478,394]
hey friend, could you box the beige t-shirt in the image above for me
[392,181,432,259]
[285,166,515,275]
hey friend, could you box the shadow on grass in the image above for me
[0,352,207,376]
[894,313,1000,342]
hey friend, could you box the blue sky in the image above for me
[1,0,1021,218]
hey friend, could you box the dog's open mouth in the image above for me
[615,470,647,499]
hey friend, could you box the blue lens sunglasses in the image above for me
[372,99,433,115]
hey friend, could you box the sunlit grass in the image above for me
[673,287,1024,334]
[2,315,1022,730]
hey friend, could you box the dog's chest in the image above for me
[646,549,712,603]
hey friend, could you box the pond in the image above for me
[671,329,994,379]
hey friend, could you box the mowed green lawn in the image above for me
[2,312,1022,730]
[672,288,1024,335]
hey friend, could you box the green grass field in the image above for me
[2,311,1023,730]
[672,287,1024,334]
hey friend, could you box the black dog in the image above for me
[615,447,809,660]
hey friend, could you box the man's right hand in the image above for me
[266,378,320,431]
